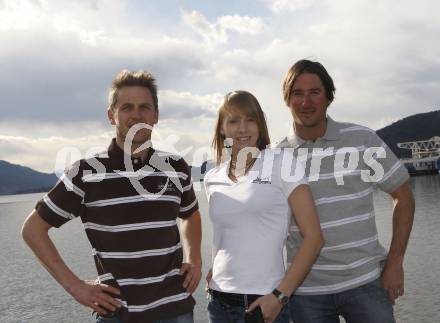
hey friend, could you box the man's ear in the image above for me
[153,108,159,125]
[107,107,116,125]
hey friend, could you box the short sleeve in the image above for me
[365,132,410,193]
[35,160,86,227]
[178,158,199,219]
[272,149,308,198]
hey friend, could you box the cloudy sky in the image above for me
[1,0,438,172]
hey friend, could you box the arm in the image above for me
[21,210,121,315]
[179,210,202,294]
[382,181,415,303]
[249,184,323,322]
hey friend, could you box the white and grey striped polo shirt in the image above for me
[277,116,409,295]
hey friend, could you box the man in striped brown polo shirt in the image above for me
[21,70,202,323]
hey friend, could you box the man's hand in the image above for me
[68,280,121,315]
[180,262,202,294]
[382,258,404,304]
[247,294,283,323]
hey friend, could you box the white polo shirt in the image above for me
[204,149,307,295]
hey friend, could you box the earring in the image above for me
[223,137,233,148]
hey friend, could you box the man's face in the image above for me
[288,72,329,131]
[108,86,158,145]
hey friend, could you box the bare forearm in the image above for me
[387,204,414,263]
[180,211,202,265]
[278,184,323,296]
[277,237,322,296]
[387,184,415,262]
[21,212,81,293]
[22,211,121,314]
[179,211,202,294]
[382,182,414,302]
[248,235,322,322]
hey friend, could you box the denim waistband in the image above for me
[209,289,262,307]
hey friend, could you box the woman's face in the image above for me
[221,107,260,155]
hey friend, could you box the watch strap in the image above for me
[271,288,289,305]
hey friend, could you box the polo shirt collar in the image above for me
[322,116,341,141]
[283,115,341,148]
[283,128,306,149]
[107,138,155,167]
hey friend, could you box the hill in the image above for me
[376,110,440,158]
[0,160,58,195]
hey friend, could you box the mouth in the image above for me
[128,123,153,129]
[299,111,315,118]
[235,136,252,142]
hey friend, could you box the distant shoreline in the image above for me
[0,187,51,196]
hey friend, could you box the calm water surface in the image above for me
[0,175,439,323]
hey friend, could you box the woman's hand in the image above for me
[205,268,213,292]
[247,294,282,323]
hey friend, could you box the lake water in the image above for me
[1,175,439,323]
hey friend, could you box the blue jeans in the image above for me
[290,278,395,323]
[96,312,193,323]
[208,296,290,323]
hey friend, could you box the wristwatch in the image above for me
[271,288,289,305]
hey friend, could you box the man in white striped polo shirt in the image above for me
[22,70,202,323]
[278,60,415,323]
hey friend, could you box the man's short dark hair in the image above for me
[108,70,158,111]
[283,59,336,105]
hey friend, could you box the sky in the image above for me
[0,0,439,172]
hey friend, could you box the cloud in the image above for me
[218,15,266,35]
[159,90,223,120]
[182,10,265,44]
[0,118,217,172]
[154,118,216,166]
[247,0,440,132]
[261,0,316,13]
[1,0,440,171]
[0,127,113,173]
[0,1,210,123]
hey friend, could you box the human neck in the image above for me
[230,156,254,169]
[229,150,258,180]
[294,119,327,141]
[230,147,259,168]
[115,137,151,161]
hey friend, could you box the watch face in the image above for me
[272,289,289,305]
[280,295,289,305]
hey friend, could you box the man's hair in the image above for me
[212,90,270,165]
[108,70,158,111]
[282,59,336,105]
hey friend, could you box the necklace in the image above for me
[228,157,257,181]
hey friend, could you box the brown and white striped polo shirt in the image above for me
[36,138,198,322]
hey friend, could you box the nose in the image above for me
[238,119,247,132]
[302,93,312,107]
[131,107,143,120]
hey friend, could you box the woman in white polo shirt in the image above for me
[204,90,323,323]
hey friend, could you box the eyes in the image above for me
[120,104,154,112]
[291,88,323,98]
[227,116,256,124]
